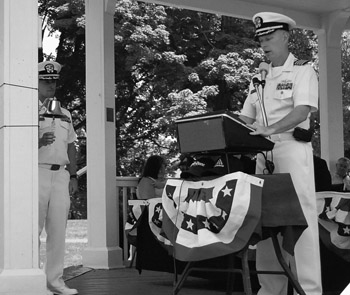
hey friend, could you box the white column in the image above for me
[317,11,349,173]
[0,1,46,295]
[83,0,123,268]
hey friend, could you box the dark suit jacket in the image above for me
[313,155,332,192]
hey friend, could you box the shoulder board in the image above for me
[60,115,71,123]
[294,59,309,66]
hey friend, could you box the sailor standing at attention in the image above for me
[38,60,79,295]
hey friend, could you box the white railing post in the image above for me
[116,177,139,265]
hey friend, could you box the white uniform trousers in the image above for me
[255,139,322,295]
[39,167,71,290]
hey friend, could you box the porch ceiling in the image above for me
[143,0,350,32]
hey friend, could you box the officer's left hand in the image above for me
[69,178,79,196]
[247,122,273,137]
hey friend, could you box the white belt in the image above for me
[39,164,65,171]
[269,132,295,142]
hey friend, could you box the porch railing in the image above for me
[116,176,139,265]
[78,167,139,265]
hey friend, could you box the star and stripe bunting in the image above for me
[147,198,173,249]
[125,199,148,246]
[162,172,264,261]
[125,198,172,249]
[125,172,264,262]
[317,191,350,260]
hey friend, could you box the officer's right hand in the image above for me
[39,132,55,147]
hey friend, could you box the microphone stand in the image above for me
[253,77,274,174]
[252,78,268,128]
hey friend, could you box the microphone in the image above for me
[259,62,269,88]
[252,75,268,127]
[252,77,261,87]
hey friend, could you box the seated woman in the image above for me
[137,155,167,199]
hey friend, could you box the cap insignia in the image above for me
[44,64,55,74]
[254,17,262,28]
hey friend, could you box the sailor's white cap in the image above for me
[253,12,296,39]
[38,61,61,80]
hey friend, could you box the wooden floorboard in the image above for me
[63,266,346,295]
[64,267,247,295]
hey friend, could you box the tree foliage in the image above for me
[342,31,350,157]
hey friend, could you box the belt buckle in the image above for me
[50,164,60,171]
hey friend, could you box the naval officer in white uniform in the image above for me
[240,12,322,295]
[38,61,79,295]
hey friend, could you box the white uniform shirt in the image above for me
[241,53,318,131]
[39,99,77,165]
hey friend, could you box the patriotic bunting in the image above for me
[147,198,173,249]
[162,172,264,261]
[317,192,350,257]
[125,198,173,250]
[125,172,264,262]
[125,199,148,246]
[330,196,350,249]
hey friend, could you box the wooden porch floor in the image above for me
[63,266,247,295]
[63,265,345,295]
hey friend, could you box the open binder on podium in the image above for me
[175,110,274,154]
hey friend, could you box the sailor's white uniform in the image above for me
[241,53,322,295]
[38,100,77,291]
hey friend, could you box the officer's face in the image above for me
[38,79,57,99]
[258,30,289,66]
